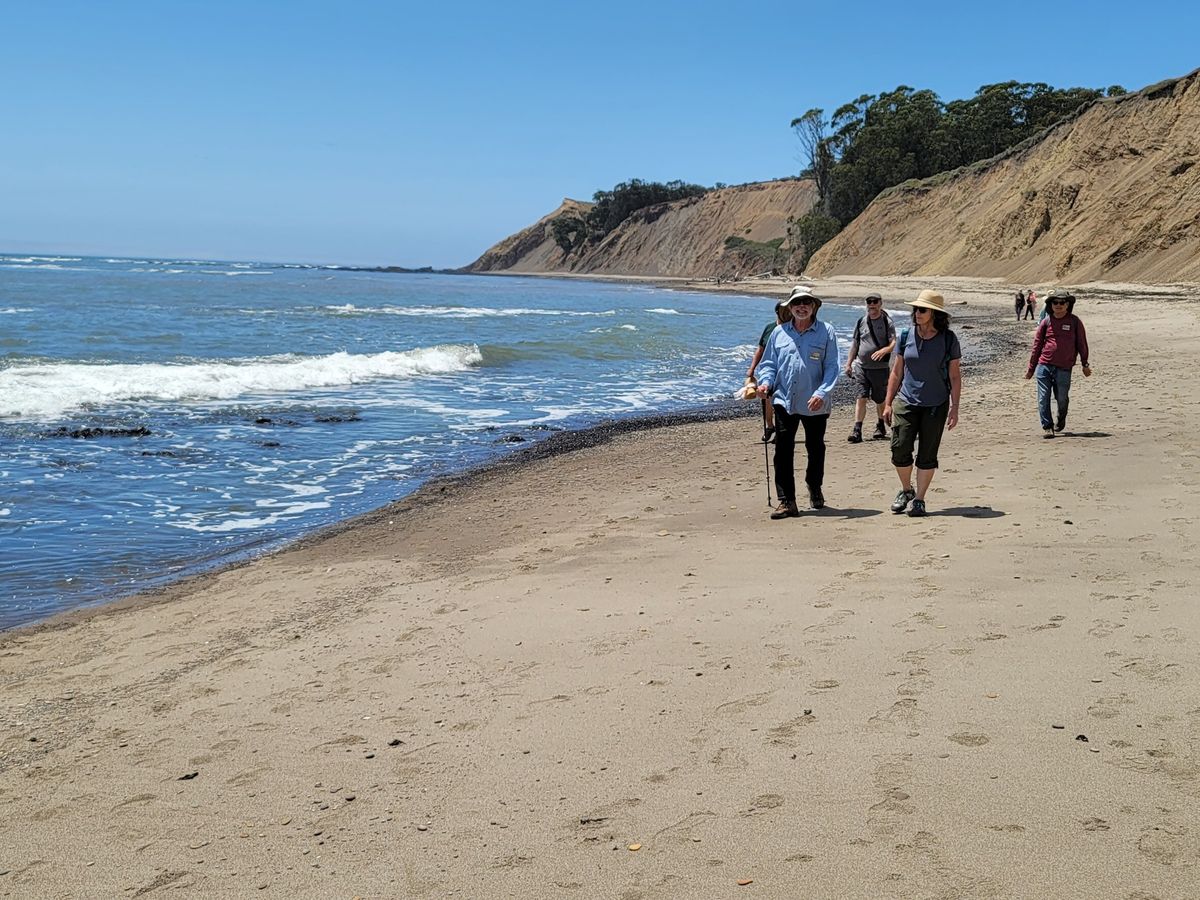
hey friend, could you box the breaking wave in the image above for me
[0,344,483,420]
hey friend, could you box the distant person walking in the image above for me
[1023,289,1037,320]
[1026,289,1091,438]
[883,290,962,517]
[745,300,791,443]
[1015,289,1026,321]
[755,286,840,519]
[844,293,896,443]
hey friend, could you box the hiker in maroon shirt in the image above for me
[1025,289,1092,437]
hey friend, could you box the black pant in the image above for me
[1022,305,1034,320]
[772,406,828,503]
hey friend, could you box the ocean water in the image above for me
[0,255,861,628]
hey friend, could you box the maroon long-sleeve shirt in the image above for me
[1027,314,1089,376]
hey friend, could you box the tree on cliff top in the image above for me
[584,179,709,238]
[795,80,1111,227]
[550,178,709,255]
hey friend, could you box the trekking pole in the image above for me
[761,398,773,507]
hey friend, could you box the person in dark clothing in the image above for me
[745,300,791,442]
[1025,289,1091,437]
[1015,290,1026,321]
[844,293,896,443]
[1023,289,1037,320]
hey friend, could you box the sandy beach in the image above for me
[2,276,1199,898]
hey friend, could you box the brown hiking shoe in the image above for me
[770,500,800,519]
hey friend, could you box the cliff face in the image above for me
[465,198,595,273]
[465,180,817,278]
[807,70,1200,284]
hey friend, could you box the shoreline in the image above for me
[5,275,1014,638]
[3,277,1199,897]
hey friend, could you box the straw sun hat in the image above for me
[905,289,948,313]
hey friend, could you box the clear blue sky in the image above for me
[2,1,1196,267]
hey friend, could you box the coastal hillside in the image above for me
[465,198,596,273]
[465,179,817,278]
[807,69,1200,283]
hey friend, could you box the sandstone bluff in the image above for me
[467,68,1200,286]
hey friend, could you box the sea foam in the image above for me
[321,304,616,318]
[0,345,483,420]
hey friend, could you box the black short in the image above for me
[854,367,888,403]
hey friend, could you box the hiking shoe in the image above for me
[1054,416,1066,433]
[847,429,863,443]
[808,485,825,510]
[1043,427,1056,439]
[762,426,775,443]
[872,422,887,440]
[770,500,800,519]
[891,487,916,513]
[907,499,928,517]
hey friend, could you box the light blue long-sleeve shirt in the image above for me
[754,319,840,415]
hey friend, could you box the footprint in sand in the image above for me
[949,732,990,747]
[869,698,920,730]
[709,746,748,771]
[767,713,816,747]
[1136,822,1200,867]
[1088,619,1124,638]
[1088,693,1133,720]
[714,691,774,716]
[741,794,785,817]
[1119,657,1184,683]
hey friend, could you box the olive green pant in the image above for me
[890,399,949,470]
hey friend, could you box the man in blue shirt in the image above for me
[755,286,841,518]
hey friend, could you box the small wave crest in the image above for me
[321,304,616,319]
[0,345,483,420]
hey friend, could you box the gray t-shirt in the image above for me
[852,313,896,369]
[899,329,961,407]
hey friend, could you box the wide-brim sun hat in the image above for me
[906,289,948,314]
[786,285,822,311]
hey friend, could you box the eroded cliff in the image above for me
[807,70,1200,284]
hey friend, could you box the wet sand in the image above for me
[2,277,1198,898]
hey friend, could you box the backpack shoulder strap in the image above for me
[941,329,957,386]
[898,328,909,354]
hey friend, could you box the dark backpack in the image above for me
[898,327,956,388]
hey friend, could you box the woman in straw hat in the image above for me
[882,289,962,517]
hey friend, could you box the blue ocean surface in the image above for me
[0,255,862,628]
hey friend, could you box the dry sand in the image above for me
[2,277,1199,898]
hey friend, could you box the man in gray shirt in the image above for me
[844,293,896,443]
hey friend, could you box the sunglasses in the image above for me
[1050,299,1069,306]
[791,299,815,307]
[866,300,882,306]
